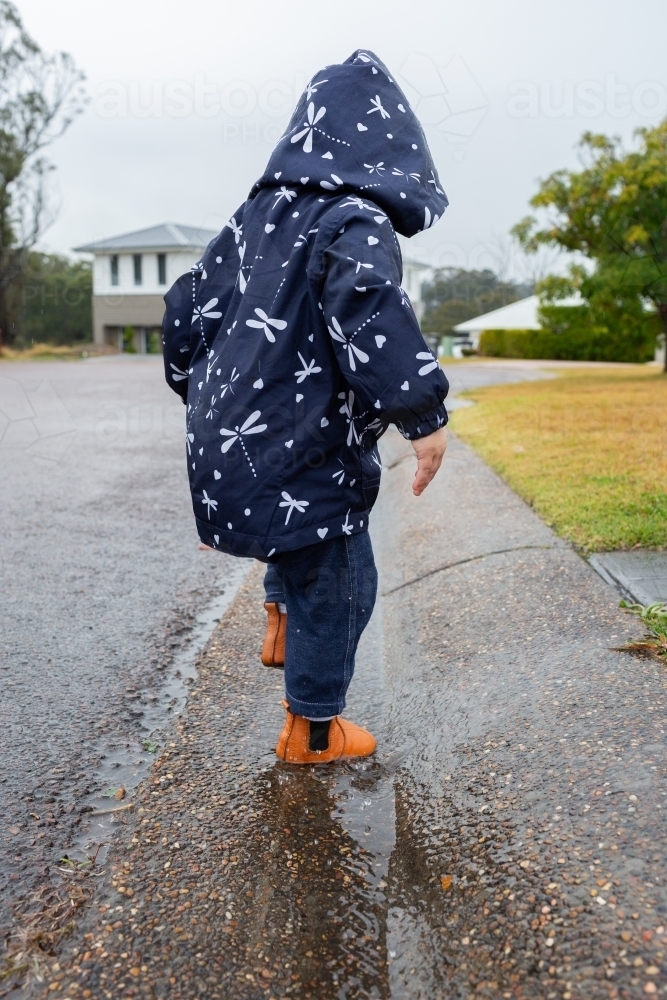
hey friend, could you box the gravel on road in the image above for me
[0,357,240,955]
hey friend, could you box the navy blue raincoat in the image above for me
[163,49,449,561]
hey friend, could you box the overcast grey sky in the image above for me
[20,0,667,276]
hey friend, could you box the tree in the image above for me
[8,251,91,345]
[0,1,86,346]
[513,122,667,371]
[421,267,532,338]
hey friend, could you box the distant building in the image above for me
[453,294,584,355]
[401,258,433,327]
[74,223,217,352]
[74,224,433,352]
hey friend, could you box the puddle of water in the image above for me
[69,558,251,861]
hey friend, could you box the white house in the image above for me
[74,223,217,352]
[453,294,584,353]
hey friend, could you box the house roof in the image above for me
[73,223,218,253]
[453,293,582,333]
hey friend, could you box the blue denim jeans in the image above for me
[263,531,377,719]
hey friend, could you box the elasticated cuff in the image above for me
[395,403,448,441]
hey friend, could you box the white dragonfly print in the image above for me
[416,351,440,375]
[364,162,385,175]
[367,95,390,118]
[273,185,297,207]
[201,489,218,519]
[192,298,222,325]
[320,173,343,191]
[341,510,353,535]
[294,352,322,383]
[170,363,188,382]
[327,316,369,372]
[205,395,218,420]
[220,367,240,397]
[206,353,219,383]
[226,216,243,243]
[185,431,194,455]
[339,390,359,446]
[305,77,328,100]
[332,460,345,486]
[392,167,420,183]
[339,196,375,211]
[278,491,309,524]
[219,410,267,478]
[428,169,445,195]
[246,308,287,343]
[347,256,374,275]
[291,102,326,153]
[237,242,248,293]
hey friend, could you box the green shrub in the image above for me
[479,315,657,363]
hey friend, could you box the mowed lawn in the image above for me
[450,365,667,552]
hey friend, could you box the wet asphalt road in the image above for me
[16,361,666,1000]
[0,357,240,933]
[2,358,667,998]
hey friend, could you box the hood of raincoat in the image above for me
[250,49,448,238]
[162,49,450,561]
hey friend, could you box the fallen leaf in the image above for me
[114,787,126,801]
[440,875,453,891]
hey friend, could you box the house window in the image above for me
[157,253,167,285]
[133,254,142,286]
[110,255,119,286]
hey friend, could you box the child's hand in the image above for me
[411,427,447,497]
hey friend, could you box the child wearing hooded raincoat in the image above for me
[163,50,449,763]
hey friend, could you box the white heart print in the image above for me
[317,527,328,539]
[265,224,275,233]
[253,378,264,389]
[401,381,409,390]
[375,335,386,348]
[214,470,221,480]
[368,236,379,245]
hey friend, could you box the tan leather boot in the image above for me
[275,701,376,764]
[261,602,286,667]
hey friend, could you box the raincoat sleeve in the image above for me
[316,210,448,439]
[162,270,200,403]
